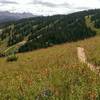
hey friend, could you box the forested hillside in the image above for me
[0,9,100,53]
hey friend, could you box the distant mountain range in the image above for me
[0,11,35,24]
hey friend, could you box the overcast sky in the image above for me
[0,0,100,15]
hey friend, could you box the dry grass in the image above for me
[0,36,100,99]
[76,36,100,67]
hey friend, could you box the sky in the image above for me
[0,0,100,15]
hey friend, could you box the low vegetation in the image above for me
[0,36,99,99]
[6,54,18,62]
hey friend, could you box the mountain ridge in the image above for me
[0,9,100,54]
[0,11,35,24]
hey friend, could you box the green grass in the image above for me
[0,36,100,99]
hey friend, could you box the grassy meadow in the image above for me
[0,36,100,99]
[76,36,100,67]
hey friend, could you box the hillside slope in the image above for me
[0,9,100,54]
[0,36,100,99]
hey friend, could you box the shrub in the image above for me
[95,59,100,66]
[35,89,54,99]
[91,57,100,66]
[6,54,18,62]
[0,52,5,57]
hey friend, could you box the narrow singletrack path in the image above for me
[77,47,100,74]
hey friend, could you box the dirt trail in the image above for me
[77,47,87,63]
[77,47,99,73]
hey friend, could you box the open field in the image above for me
[76,36,100,67]
[0,36,100,99]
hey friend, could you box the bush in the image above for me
[35,89,54,100]
[6,54,18,62]
[95,58,100,66]
[91,57,100,66]
[0,52,5,57]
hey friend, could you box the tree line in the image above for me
[1,9,100,52]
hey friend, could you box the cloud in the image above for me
[0,0,17,4]
[75,6,92,10]
[30,0,71,8]
[0,0,100,15]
